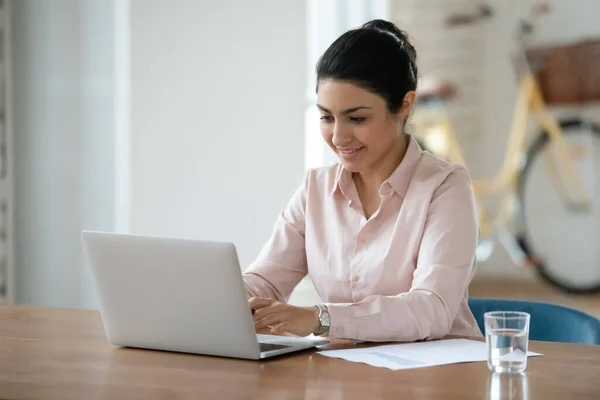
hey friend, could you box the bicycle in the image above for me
[412,3,600,293]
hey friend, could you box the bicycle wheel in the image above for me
[516,118,600,293]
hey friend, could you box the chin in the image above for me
[338,159,364,173]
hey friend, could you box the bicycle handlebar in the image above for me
[445,4,492,27]
[445,13,479,27]
[444,2,551,78]
[445,2,549,28]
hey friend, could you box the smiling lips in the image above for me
[338,147,364,157]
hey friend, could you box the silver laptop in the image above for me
[81,230,328,359]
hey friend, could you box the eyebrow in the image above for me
[316,105,372,114]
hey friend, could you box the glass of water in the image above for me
[485,311,530,374]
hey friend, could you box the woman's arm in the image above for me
[243,172,309,302]
[325,167,479,342]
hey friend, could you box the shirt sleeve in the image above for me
[242,172,309,302]
[324,167,479,342]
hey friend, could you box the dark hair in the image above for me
[316,19,418,113]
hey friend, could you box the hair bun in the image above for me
[361,19,406,43]
[361,19,418,82]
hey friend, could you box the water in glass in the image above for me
[487,328,528,373]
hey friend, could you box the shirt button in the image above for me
[352,275,359,283]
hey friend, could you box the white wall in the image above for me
[13,0,307,308]
[13,0,117,307]
[128,0,306,270]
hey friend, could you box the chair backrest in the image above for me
[468,297,600,345]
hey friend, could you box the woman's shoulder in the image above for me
[416,150,473,187]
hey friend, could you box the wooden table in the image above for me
[1,306,599,399]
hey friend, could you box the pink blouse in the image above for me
[243,135,482,342]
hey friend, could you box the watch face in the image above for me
[320,312,330,327]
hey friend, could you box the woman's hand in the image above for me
[249,297,320,337]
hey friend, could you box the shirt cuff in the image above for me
[323,302,356,339]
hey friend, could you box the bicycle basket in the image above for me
[525,38,600,105]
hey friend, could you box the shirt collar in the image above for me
[330,163,351,198]
[383,134,423,197]
[330,134,423,199]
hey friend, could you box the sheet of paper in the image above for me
[317,339,542,370]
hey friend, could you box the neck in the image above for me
[353,136,408,193]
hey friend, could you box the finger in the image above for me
[254,310,290,326]
[270,322,289,335]
[252,303,285,321]
[249,297,275,311]
[255,326,273,335]
[254,312,287,331]
[254,312,289,331]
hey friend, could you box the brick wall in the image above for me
[392,0,485,170]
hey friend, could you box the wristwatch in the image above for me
[314,304,330,335]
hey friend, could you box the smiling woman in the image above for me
[243,19,481,343]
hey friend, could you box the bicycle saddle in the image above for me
[416,77,456,103]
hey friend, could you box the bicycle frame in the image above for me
[413,70,591,263]
[417,2,600,279]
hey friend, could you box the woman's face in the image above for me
[316,79,414,173]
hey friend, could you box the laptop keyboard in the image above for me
[259,343,292,352]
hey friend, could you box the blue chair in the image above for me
[468,297,600,345]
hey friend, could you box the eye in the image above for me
[319,115,334,123]
[349,116,366,124]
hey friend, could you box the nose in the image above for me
[331,122,352,147]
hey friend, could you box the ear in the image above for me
[398,91,416,120]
